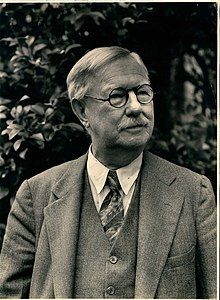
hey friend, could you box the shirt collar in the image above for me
[87,146,143,195]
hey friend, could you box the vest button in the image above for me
[106,286,115,295]
[109,255,118,264]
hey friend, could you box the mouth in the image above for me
[123,124,146,131]
[127,124,145,128]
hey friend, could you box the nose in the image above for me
[125,91,142,116]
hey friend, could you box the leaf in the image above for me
[0,97,11,104]
[74,18,85,31]
[19,148,28,159]
[65,44,82,54]
[9,39,19,47]
[77,11,105,27]
[0,71,8,78]
[0,105,8,112]
[14,67,24,73]
[1,129,10,135]
[23,105,31,113]
[43,123,52,130]
[136,20,149,24]
[41,3,48,12]
[1,37,14,42]
[48,132,55,140]
[7,123,24,130]
[122,17,135,27]
[88,11,105,20]
[0,187,9,200]
[33,43,47,54]
[0,155,5,166]
[10,106,19,118]
[30,133,44,141]
[22,46,29,56]
[26,36,35,47]
[31,104,45,115]
[45,107,54,117]
[13,139,23,151]
[10,55,18,62]
[19,95,30,102]
[0,113,6,119]
[17,105,23,114]
[37,141,45,149]
[9,128,22,140]
[64,122,84,132]
[4,142,13,155]
[202,143,210,150]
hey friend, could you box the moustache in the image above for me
[118,117,148,131]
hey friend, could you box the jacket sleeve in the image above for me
[0,180,35,298]
[195,175,217,299]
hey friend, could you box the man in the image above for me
[0,46,216,298]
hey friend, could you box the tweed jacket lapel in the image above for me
[135,151,185,298]
[44,153,87,298]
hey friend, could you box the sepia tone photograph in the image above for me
[0,1,217,298]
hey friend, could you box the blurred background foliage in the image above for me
[0,2,217,248]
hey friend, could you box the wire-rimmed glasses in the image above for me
[83,84,154,108]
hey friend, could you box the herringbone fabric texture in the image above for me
[99,170,124,245]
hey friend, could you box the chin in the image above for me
[118,137,150,150]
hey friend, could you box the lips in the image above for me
[124,124,146,130]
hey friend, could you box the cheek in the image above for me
[143,103,154,120]
[101,108,123,127]
[86,104,124,135]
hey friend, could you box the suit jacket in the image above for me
[0,151,217,298]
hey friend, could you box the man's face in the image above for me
[82,57,154,155]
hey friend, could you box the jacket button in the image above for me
[106,286,115,295]
[109,255,118,264]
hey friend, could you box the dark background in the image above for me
[0,2,217,250]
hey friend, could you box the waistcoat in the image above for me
[73,172,141,298]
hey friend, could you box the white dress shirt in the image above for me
[87,147,143,215]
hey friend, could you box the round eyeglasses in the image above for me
[83,84,154,108]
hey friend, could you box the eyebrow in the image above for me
[101,82,150,95]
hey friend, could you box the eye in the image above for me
[137,85,153,97]
[110,88,125,99]
[109,88,127,107]
[138,90,150,96]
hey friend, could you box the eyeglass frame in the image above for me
[81,84,154,108]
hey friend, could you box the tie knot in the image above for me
[107,170,121,192]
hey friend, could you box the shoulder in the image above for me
[14,153,87,228]
[145,150,202,180]
[145,150,216,212]
[144,151,213,196]
[16,153,87,204]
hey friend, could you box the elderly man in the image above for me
[0,47,216,298]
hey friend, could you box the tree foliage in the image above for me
[0,3,217,234]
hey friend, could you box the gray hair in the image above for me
[66,46,148,102]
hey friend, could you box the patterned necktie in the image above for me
[99,170,124,245]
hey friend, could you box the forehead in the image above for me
[89,57,149,95]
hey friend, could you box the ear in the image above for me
[71,100,89,128]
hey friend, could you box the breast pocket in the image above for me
[164,245,195,270]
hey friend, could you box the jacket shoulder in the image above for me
[146,151,204,186]
[145,151,215,213]
[16,153,87,213]
[147,152,201,177]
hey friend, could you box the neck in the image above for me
[91,145,144,170]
